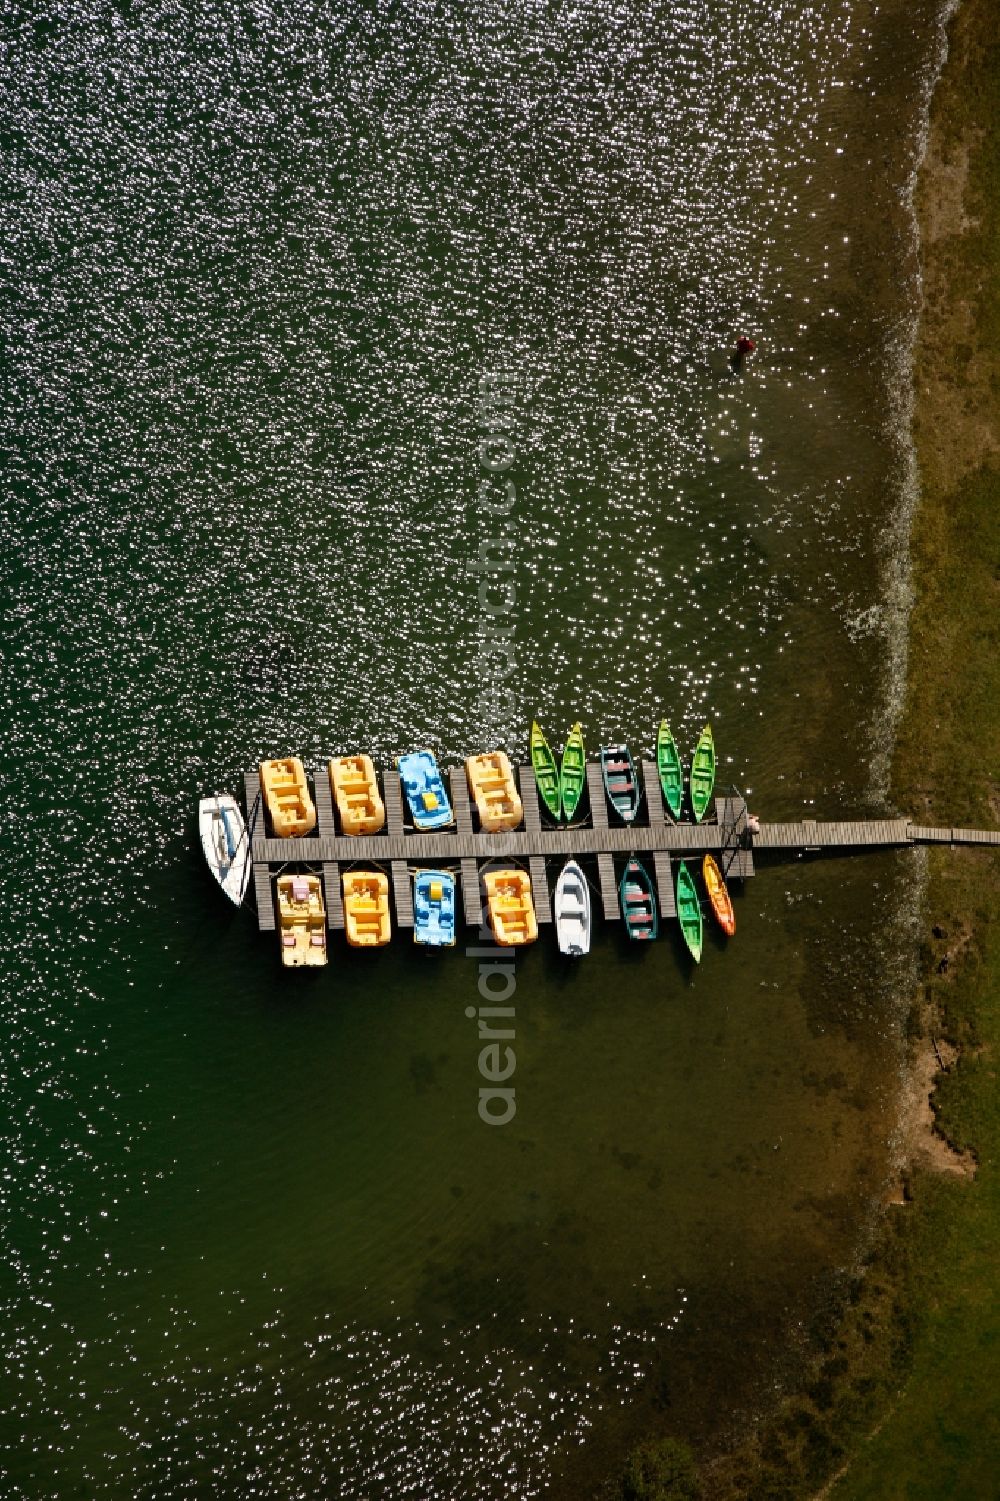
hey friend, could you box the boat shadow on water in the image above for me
[610,918,699,978]
[705,913,735,957]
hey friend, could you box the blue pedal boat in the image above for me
[397,750,454,830]
[413,869,457,948]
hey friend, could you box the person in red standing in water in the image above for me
[730,334,757,373]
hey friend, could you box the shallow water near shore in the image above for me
[0,1,953,1494]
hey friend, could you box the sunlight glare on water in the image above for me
[0,0,952,1495]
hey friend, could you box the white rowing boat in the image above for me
[198,793,252,906]
[554,858,591,957]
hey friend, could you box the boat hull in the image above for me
[199,794,252,905]
[260,757,317,838]
[619,858,658,940]
[656,720,684,820]
[483,868,538,946]
[689,725,716,824]
[702,855,735,936]
[560,723,586,822]
[343,870,392,947]
[466,751,523,833]
[675,860,703,961]
[398,751,454,830]
[276,874,328,966]
[601,744,641,824]
[530,721,561,821]
[329,754,386,836]
[554,858,591,956]
[413,870,457,947]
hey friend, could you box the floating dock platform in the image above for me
[243,764,999,938]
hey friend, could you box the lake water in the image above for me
[0,1,952,1495]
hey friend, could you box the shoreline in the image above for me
[836,0,1000,1485]
[608,1,999,1494]
[891,0,998,1177]
[789,0,1000,1487]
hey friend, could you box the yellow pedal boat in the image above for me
[465,751,524,833]
[260,757,316,838]
[483,868,538,946]
[276,874,328,967]
[343,870,392,947]
[329,754,385,836]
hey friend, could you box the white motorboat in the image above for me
[554,858,591,957]
[199,793,252,906]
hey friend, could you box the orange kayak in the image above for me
[702,855,735,937]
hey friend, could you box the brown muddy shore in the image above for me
[604,1,1000,1495]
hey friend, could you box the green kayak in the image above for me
[530,720,562,821]
[689,723,716,824]
[675,859,703,962]
[656,719,684,820]
[560,722,586,821]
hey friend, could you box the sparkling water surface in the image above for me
[1,0,950,1494]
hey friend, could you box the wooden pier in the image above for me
[244,765,1000,936]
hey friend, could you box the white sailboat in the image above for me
[554,858,591,957]
[198,793,252,906]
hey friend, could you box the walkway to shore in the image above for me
[243,766,999,934]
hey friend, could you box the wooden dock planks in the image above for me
[596,852,619,920]
[383,770,406,838]
[642,760,666,823]
[253,823,721,868]
[529,856,552,923]
[725,848,755,879]
[244,772,264,847]
[587,763,608,830]
[313,768,336,837]
[450,767,474,834]
[460,859,483,929]
[390,860,414,928]
[716,796,748,833]
[239,765,1000,938]
[519,764,541,833]
[652,852,677,920]
[754,818,914,850]
[253,819,726,865]
[253,865,275,931]
[321,862,345,929]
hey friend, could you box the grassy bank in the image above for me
[606,2,1000,1495]
[830,0,1000,1488]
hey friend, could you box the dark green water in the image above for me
[1,1,952,1495]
